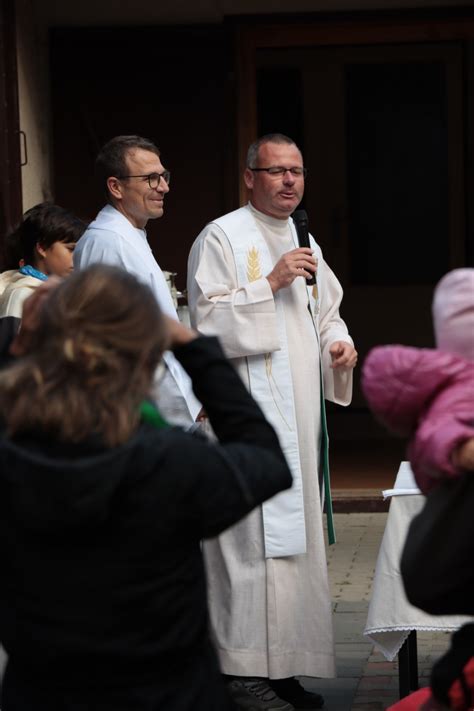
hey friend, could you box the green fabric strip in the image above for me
[139,400,169,430]
[320,366,336,545]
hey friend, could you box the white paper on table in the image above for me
[382,461,421,499]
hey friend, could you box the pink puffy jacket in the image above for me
[361,345,474,493]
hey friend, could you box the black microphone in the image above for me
[293,209,316,285]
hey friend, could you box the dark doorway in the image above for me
[256,42,465,375]
[50,25,237,293]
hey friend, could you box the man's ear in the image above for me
[107,176,123,201]
[243,168,255,191]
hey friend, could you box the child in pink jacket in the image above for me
[361,268,474,494]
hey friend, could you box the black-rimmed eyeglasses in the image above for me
[249,166,307,178]
[117,171,171,189]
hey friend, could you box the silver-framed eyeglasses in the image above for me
[250,166,307,178]
[117,171,171,189]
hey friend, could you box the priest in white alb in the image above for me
[187,134,357,711]
[74,135,200,428]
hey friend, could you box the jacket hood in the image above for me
[0,432,144,533]
[0,271,39,319]
[433,268,474,361]
[361,345,471,435]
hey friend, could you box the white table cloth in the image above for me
[364,462,473,660]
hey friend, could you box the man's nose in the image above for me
[156,176,170,193]
[282,170,295,184]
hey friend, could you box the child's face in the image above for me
[42,241,76,277]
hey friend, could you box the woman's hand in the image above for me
[163,316,199,350]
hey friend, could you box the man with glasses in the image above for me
[187,133,357,710]
[74,135,200,427]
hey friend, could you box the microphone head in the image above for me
[293,209,308,227]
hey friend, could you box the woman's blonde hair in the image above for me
[0,264,167,447]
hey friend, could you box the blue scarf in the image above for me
[19,265,48,281]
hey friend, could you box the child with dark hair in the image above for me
[0,202,86,329]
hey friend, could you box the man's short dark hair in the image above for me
[246,133,301,169]
[95,135,161,201]
[5,203,86,269]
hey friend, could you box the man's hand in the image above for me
[10,276,62,357]
[329,341,358,369]
[266,248,317,293]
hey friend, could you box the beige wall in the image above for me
[16,0,53,212]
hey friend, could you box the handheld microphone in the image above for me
[293,209,316,285]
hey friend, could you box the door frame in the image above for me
[236,9,474,204]
[0,0,22,258]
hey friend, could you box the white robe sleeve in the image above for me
[75,225,201,425]
[187,224,281,359]
[318,258,354,406]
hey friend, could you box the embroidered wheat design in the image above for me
[247,247,262,282]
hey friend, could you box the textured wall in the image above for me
[16,0,53,211]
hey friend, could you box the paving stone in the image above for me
[334,601,369,613]
[363,661,399,675]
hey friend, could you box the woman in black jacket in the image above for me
[0,264,292,711]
